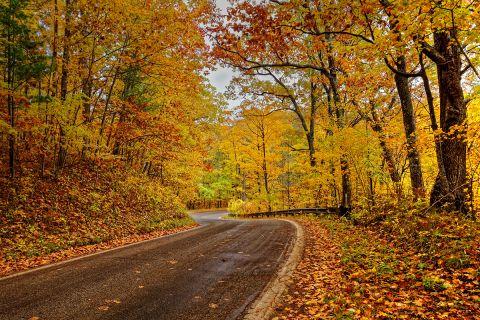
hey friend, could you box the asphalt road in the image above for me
[0,211,295,320]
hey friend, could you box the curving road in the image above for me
[0,211,295,320]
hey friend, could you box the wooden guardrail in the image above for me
[186,199,229,210]
[248,207,350,218]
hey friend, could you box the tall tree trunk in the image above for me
[7,91,15,179]
[419,56,450,206]
[81,38,97,121]
[324,84,339,206]
[80,44,95,159]
[260,127,271,211]
[51,0,59,97]
[327,52,352,211]
[393,57,425,199]
[428,30,468,213]
[59,0,71,102]
[308,81,317,167]
[232,138,247,201]
[98,68,119,153]
[380,0,425,199]
[323,28,352,211]
[6,21,15,178]
[56,0,72,173]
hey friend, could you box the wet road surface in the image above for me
[0,211,295,320]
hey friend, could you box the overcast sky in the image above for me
[206,0,239,109]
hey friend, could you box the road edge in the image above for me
[243,219,305,320]
[0,222,206,281]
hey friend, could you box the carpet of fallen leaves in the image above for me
[273,213,480,319]
[0,161,197,277]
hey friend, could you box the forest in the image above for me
[208,0,480,217]
[0,0,222,270]
[1,0,480,318]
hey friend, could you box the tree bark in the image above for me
[380,0,425,199]
[6,19,15,178]
[56,0,72,173]
[51,0,59,97]
[7,93,15,179]
[260,127,271,211]
[419,56,450,206]
[327,49,352,211]
[59,0,71,102]
[307,81,317,167]
[428,30,468,213]
[394,57,425,199]
[81,38,97,121]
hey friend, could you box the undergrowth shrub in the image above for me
[350,200,479,271]
[0,161,193,262]
[299,212,480,319]
[228,198,267,216]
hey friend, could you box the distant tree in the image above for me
[0,0,46,178]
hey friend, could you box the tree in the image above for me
[1,0,46,178]
[212,0,356,210]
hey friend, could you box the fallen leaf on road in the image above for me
[105,299,121,304]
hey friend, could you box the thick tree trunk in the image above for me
[429,31,468,213]
[380,0,425,199]
[394,57,425,199]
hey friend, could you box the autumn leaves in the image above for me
[0,0,220,270]
[210,0,479,214]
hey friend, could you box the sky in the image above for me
[207,66,235,95]
[206,0,239,109]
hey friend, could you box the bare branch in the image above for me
[384,57,422,77]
